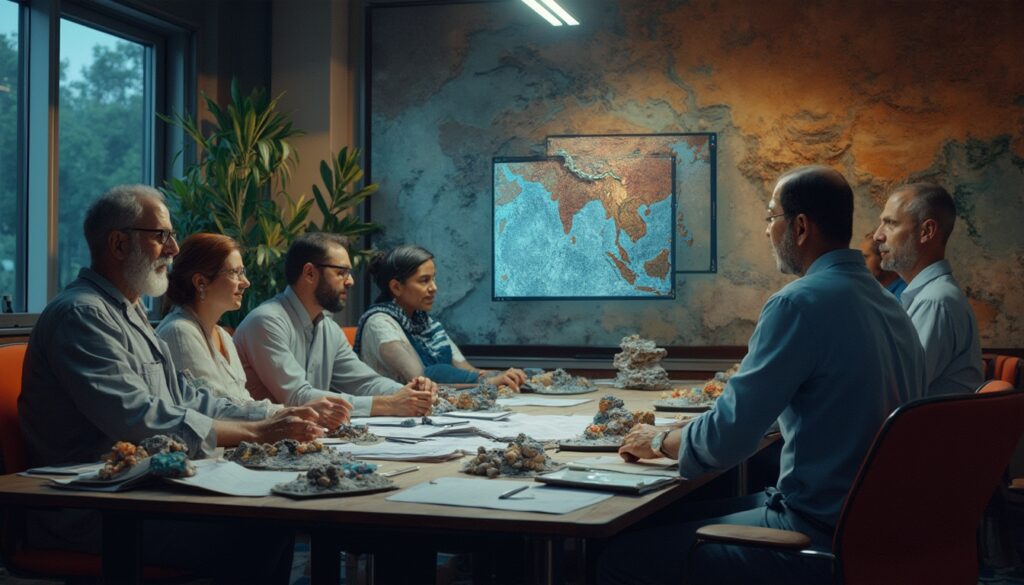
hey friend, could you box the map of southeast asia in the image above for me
[548,134,717,273]
[493,154,676,299]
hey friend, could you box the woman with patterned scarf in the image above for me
[354,245,527,390]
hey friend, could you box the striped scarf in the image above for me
[354,300,454,367]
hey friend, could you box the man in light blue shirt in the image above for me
[234,232,436,417]
[874,183,983,396]
[602,166,926,584]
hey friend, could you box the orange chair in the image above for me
[342,325,357,347]
[690,390,1024,585]
[0,343,28,475]
[985,354,1022,388]
[0,342,183,580]
[978,380,1016,394]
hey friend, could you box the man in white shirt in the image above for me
[234,232,436,416]
[874,182,983,395]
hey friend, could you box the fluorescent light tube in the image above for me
[540,0,579,25]
[522,0,563,26]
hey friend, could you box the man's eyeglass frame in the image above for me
[316,263,352,279]
[120,227,177,245]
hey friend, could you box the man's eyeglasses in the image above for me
[316,263,352,279]
[121,227,177,245]
[219,267,247,280]
[765,212,787,225]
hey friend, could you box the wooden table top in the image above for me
[0,384,752,540]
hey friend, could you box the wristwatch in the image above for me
[650,430,671,458]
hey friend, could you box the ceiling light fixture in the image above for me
[539,0,579,26]
[522,0,579,26]
[522,0,563,26]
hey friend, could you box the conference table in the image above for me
[0,385,777,584]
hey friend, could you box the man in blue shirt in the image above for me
[874,182,983,396]
[600,166,926,584]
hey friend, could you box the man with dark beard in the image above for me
[19,185,321,580]
[234,232,436,416]
[599,166,926,584]
[873,183,983,396]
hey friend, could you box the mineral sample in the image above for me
[98,434,190,479]
[326,423,382,444]
[433,384,500,413]
[225,439,354,470]
[461,433,557,478]
[527,368,595,394]
[149,451,196,478]
[613,335,672,390]
[582,395,656,440]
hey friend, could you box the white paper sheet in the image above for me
[465,413,594,442]
[22,462,105,476]
[386,477,612,514]
[330,437,506,462]
[497,397,594,407]
[166,459,298,496]
[444,410,513,421]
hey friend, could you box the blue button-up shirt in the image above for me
[901,260,983,396]
[678,249,926,528]
[234,287,402,417]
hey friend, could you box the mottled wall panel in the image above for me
[368,0,1024,348]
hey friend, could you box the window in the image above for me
[0,0,21,313]
[57,18,149,291]
[0,0,189,322]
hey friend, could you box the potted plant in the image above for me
[160,79,380,327]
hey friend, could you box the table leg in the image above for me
[310,530,342,585]
[101,511,141,584]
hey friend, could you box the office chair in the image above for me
[0,342,184,580]
[690,390,1024,585]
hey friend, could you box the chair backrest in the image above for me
[977,379,1015,394]
[0,343,29,474]
[834,390,1024,585]
[342,326,357,347]
[997,357,1022,387]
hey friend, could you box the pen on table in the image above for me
[498,484,531,499]
[382,465,420,478]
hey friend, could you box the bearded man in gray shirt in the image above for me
[234,232,436,417]
[19,184,321,580]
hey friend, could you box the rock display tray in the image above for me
[271,477,397,499]
[530,384,597,396]
[225,448,355,471]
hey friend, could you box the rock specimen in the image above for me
[326,423,382,444]
[225,439,356,470]
[613,335,672,390]
[659,363,739,404]
[99,434,192,479]
[461,433,557,478]
[433,384,500,413]
[528,368,595,394]
[582,395,656,440]
[272,462,395,497]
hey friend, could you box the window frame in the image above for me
[0,0,192,330]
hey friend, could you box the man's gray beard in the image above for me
[879,243,917,274]
[773,226,801,275]
[124,242,170,298]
